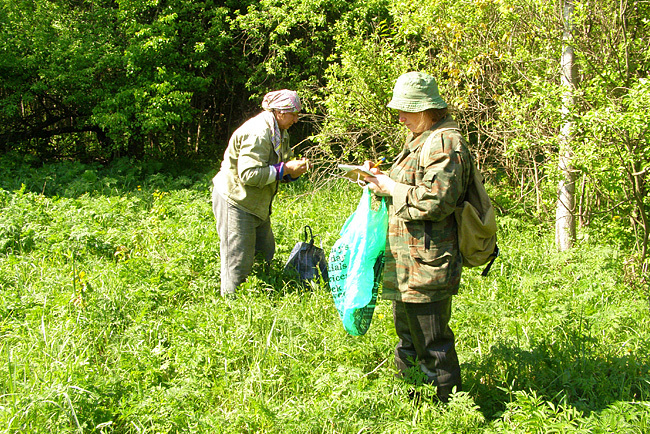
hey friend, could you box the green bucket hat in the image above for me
[386,72,447,112]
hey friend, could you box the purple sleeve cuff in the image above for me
[273,162,284,180]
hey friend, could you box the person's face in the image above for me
[276,111,300,130]
[397,110,434,134]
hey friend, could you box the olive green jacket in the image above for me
[381,116,472,303]
[213,112,294,220]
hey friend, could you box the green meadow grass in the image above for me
[1,156,649,433]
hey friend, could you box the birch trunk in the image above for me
[555,0,577,251]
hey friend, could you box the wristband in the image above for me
[283,174,299,182]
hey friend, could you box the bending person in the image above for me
[212,89,308,297]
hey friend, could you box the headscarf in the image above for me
[260,89,301,156]
[262,89,301,113]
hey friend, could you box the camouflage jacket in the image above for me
[381,116,472,303]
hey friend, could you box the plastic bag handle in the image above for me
[363,186,388,215]
[337,187,386,236]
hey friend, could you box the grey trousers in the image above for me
[393,297,462,401]
[212,189,275,295]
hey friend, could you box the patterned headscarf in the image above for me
[262,89,301,113]
[260,89,301,156]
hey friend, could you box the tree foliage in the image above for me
[0,0,649,263]
[314,0,649,262]
[0,0,361,159]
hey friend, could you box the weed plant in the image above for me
[1,155,649,433]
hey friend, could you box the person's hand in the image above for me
[284,158,309,177]
[364,172,396,196]
[362,160,395,196]
[362,159,384,176]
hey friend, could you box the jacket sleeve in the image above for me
[237,130,277,187]
[392,134,469,222]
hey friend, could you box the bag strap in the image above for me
[480,245,500,277]
[424,220,432,250]
[303,225,315,244]
[421,128,461,253]
[302,225,324,248]
[419,127,461,167]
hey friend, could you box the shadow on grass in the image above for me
[0,153,216,198]
[464,338,650,420]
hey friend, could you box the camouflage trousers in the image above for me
[392,297,462,402]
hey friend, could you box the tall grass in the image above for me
[1,154,649,433]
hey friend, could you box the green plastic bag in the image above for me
[328,187,388,336]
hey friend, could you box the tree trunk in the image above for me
[534,158,542,215]
[627,135,649,262]
[556,0,577,251]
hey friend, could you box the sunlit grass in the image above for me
[1,157,649,433]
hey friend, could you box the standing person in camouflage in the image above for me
[364,72,472,402]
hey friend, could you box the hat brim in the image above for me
[386,97,447,112]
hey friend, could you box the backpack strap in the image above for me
[418,127,462,168]
[481,245,499,277]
